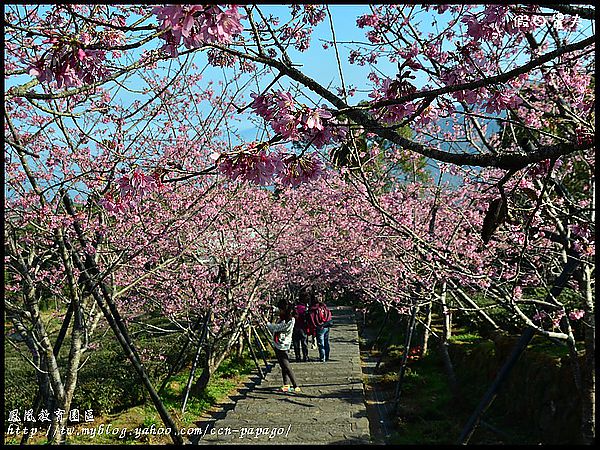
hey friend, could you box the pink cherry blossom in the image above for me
[279,153,325,187]
[217,143,284,186]
[302,107,333,131]
[29,42,110,88]
[250,92,276,120]
[484,90,523,113]
[152,4,244,56]
[569,309,585,321]
[551,310,566,328]
[271,113,302,140]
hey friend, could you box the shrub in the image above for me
[4,352,36,415]
[72,348,146,414]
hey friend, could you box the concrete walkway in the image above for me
[196,306,371,445]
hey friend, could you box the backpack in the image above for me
[317,304,332,327]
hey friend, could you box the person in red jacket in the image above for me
[292,289,310,362]
[306,292,332,362]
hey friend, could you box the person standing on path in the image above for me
[307,293,333,362]
[267,300,302,393]
[292,290,310,362]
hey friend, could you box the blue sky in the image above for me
[237,5,396,137]
[5,5,388,128]
[1,5,485,190]
[6,4,594,189]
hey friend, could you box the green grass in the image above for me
[387,353,460,445]
[448,332,482,343]
[12,355,256,445]
[60,354,256,445]
[528,335,571,358]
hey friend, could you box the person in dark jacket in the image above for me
[306,292,332,362]
[292,290,310,362]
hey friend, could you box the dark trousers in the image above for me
[292,328,309,362]
[275,348,298,387]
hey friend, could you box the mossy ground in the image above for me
[359,307,570,445]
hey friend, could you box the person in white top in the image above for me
[266,301,301,393]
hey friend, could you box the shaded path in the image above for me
[196,306,371,445]
[358,320,397,444]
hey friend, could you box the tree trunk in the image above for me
[580,265,595,444]
[440,282,451,341]
[55,301,84,444]
[182,334,206,412]
[392,301,419,415]
[251,325,270,369]
[438,337,459,398]
[244,326,264,379]
[421,301,432,356]
[236,333,245,358]
[184,312,211,407]
[62,191,183,444]
[55,230,86,444]
[14,319,52,445]
[193,351,213,394]
[438,282,458,398]
[19,283,65,444]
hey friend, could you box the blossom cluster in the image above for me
[289,4,327,26]
[279,152,325,187]
[100,169,162,213]
[215,143,325,187]
[152,4,243,56]
[532,308,585,327]
[368,76,417,124]
[29,36,110,88]
[462,5,511,44]
[570,223,595,256]
[249,91,347,148]
[277,5,326,52]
